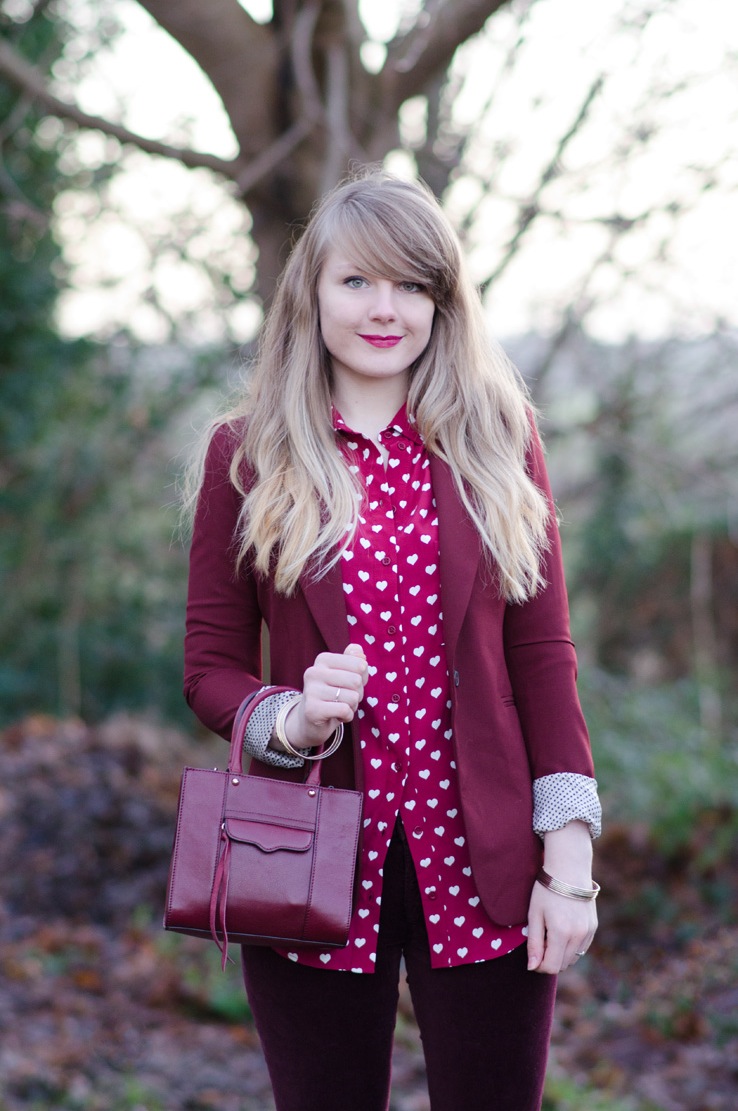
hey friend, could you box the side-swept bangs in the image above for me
[310,179,460,308]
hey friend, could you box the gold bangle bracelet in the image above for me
[536,867,600,901]
[273,694,304,755]
[273,695,345,761]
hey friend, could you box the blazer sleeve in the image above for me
[183,423,265,739]
[502,422,595,782]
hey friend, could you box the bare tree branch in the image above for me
[383,0,511,108]
[0,38,239,176]
[235,118,315,193]
[291,1,325,124]
[322,43,359,190]
[136,0,278,158]
[479,74,605,293]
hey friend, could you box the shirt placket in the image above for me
[345,431,413,959]
[370,427,411,824]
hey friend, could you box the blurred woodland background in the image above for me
[1,1,737,1108]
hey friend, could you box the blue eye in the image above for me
[400,281,425,293]
[344,276,367,289]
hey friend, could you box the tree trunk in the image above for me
[690,532,722,741]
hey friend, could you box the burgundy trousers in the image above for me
[241,820,557,1111]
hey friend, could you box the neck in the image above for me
[331,376,409,440]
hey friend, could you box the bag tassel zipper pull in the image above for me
[210,831,234,970]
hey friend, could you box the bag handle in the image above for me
[228,688,331,785]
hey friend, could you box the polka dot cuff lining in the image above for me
[242,687,304,769]
[532,773,601,839]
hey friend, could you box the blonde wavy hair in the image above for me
[194,170,550,602]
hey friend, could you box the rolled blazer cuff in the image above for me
[533,773,602,839]
[243,687,305,769]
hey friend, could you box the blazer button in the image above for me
[453,670,460,687]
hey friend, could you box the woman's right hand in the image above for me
[278,643,369,751]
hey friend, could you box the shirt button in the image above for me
[413,825,423,838]
[427,887,438,901]
[390,693,401,704]
[391,761,401,773]
[382,556,391,566]
[387,624,396,635]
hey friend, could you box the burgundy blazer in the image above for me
[184,422,594,925]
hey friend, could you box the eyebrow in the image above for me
[329,258,371,272]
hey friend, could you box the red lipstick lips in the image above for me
[359,335,403,348]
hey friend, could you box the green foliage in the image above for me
[580,667,738,860]
[0,340,194,722]
[154,926,252,1023]
[6,1079,167,1111]
[542,1075,655,1111]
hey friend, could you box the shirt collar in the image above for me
[331,402,423,446]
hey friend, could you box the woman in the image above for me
[184,170,601,1111]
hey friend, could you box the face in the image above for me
[317,248,436,393]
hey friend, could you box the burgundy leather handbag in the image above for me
[163,689,363,966]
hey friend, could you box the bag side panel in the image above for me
[164,768,228,935]
[303,788,363,944]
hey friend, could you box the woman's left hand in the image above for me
[526,820,598,974]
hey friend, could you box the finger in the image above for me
[531,911,570,974]
[315,650,367,675]
[539,940,568,975]
[317,648,366,671]
[571,929,596,962]
[320,691,361,719]
[301,681,363,729]
[305,662,366,698]
[302,695,356,728]
[321,673,365,706]
[312,655,368,687]
[526,909,545,972]
[342,645,369,686]
[567,911,598,965]
[556,927,595,971]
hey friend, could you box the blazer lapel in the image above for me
[299,560,350,653]
[429,454,482,669]
[299,457,481,664]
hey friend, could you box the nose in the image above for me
[368,281,397,321]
